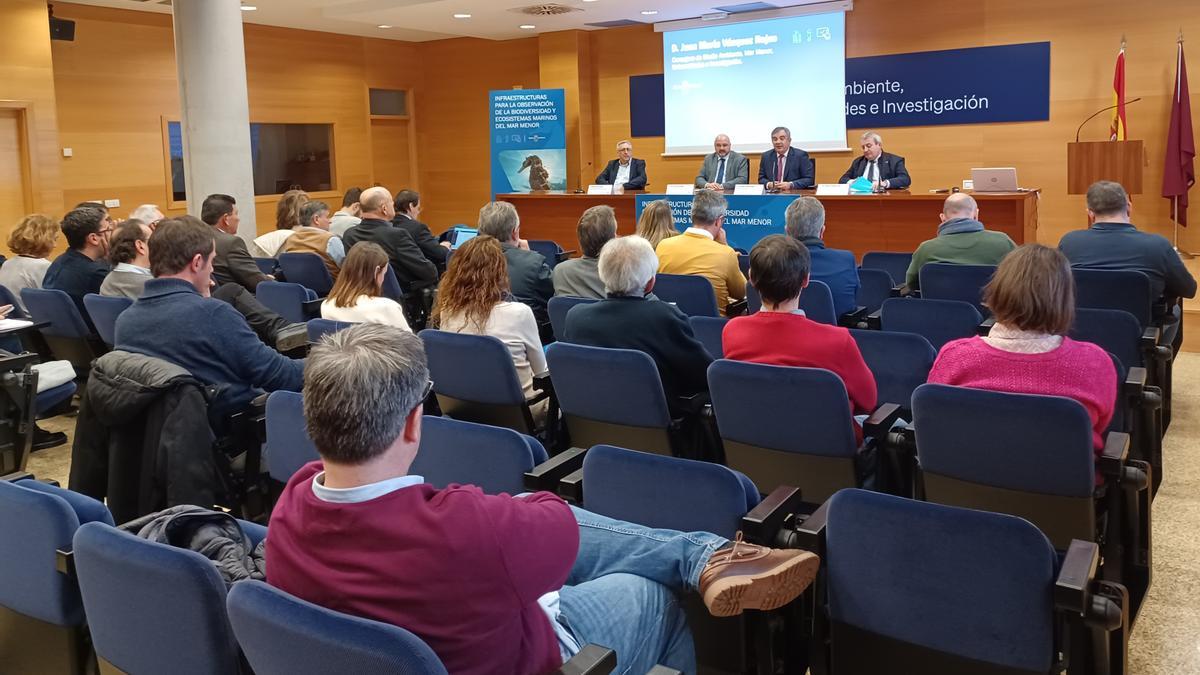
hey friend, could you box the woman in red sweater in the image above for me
[928,244,1115,451]
[723,235,877,419]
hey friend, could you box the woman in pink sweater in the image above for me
[928,244,1116,451]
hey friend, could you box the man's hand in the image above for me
[0,304,13,320]
[517,238,531,251]
[704,182,722,191]
[715,227,729,246]
[440,241,453,249]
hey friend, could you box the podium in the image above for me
[1067,140,1144,194]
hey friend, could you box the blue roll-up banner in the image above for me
[635,193,798,252]
[490,89,568,196]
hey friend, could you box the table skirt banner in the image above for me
[635,193,801,252]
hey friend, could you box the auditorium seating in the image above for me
[0,285,27,319]
[859,251,912,286]
[879,297,984,350]
[252,257,277,276]
[797,279,838,325]
[547,295,596,340]
[688,315,727,358]
[911,383,1151,621]
[264,390,317,486]
[917,262,995,315]
[412,416,548,495]
[654,273,720,317]
[854,267,896,314]
[528,239,574,269]
[21,288,106,374]
[849,329,936,415]
[305,318,354,343]
[807,489,1129,674]
[0,478,112,674]
[256,281,319,324]
[278,253,334,297]
[82,293,132,348]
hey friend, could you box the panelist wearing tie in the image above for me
[757,126,815,191]
[838,131,911,190]
[596,140,648,190]
[695,134,750,191]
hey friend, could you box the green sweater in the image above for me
[906,226,1016,289]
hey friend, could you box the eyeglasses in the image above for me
[413,379,434,412]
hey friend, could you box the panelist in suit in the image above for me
[838,131,911,190]
[595,140,648,190]
[757,126,815,191]
[694,134,749,191]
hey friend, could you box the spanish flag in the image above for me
[1111,44,1127,141]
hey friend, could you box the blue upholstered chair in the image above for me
[1072,268,1155,327]
[252,257,277,276]
[264,391,318,485]
[859,251,912,286]
[855,267,895,314]
[21,288,105,371]
[688,315,728,359]
[83,293,132,348]
[918,263,996,316]
[548,295,596,341]
[73,520,264,675]
[528,239,572,269]
[811,488,1128,674]
[654,273,720,317]
[0,479,113,674]
[413,416,548,495]
[255,281,318,324]
[0,284,28,319]
[879,297,982,351]
[849,329,936,414]
[278,253,334,297]
[797,279,838,325]
[305,318,354,343]
[227,580,448,675]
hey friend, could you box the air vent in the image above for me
[511,4,582,16]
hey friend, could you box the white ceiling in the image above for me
[60,0,823,42]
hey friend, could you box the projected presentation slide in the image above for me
[662,11,847,155]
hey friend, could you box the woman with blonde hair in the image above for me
[253,189,310,256]
[320,242,409,330]
[432,234,548,420]
[0,214,60,311]
[636,199,679,250]
[928,243,1116,455]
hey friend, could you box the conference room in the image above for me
[2,0,1198,672]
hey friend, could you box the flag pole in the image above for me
[1174,30,1195,258]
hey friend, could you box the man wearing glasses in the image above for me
[44,205,114,331]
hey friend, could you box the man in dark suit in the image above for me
[343,187,438,291]
[477,201,554,325]
[595,140,648,190]
[563,235,712,410]
[784,197,859,317]
[392,189,450,272]
[757,127,815,190]
[838,131,911,190]
[200,193,270,292]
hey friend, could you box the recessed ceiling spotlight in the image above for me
[520,24,536,29]
[377,24,392,28]
[582,0,599,2]
[453,13,472,18]
[640,10,658,15]
[240,4,257,10]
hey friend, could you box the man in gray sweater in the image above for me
[99,220,154,299]
[552,205,618,299]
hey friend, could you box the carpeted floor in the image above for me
[23,353,1200,673]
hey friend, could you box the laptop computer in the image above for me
[971,167,1018,192]
[449,229,478,249]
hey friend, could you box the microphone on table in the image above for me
[1074,98,1142,142]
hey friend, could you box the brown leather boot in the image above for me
[698,533,819,617]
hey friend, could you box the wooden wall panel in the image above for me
[0,0,64,225]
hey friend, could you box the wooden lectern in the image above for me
[1067,140,1144,194]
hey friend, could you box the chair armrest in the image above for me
[794,497,830,557]
[740,486,805,547]
[301,298,324,317]
[1124,366,1147,397]
[0,353,40,374]
[837,306,870,329]
[1053,539,1099,615]
[1,471,35,483]
[532,372,553,393]
[556,250,577,263]
[55,548,75,579]
[524,447,589,493]
[726,298,749,317]
[863,403,902,442]
[646,667,684,675]
[976,316,996,335]
[890,285,905,298]
[1098,432,1130,477]
[865,309,882,331]
[555,644,617,675]
[1140,327,1172,363]
[557,468,585,504]
[675,392,711,416]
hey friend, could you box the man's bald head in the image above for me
[714,134,731,156]
[360,187,394,218]
[941,193,979,221]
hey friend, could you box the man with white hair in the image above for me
[904,192,1015,291]
[595,140,648,190]
[128,204,166,229]
[694,134,749,191]
[342,186,437,291]
[838,131,911,190]
[564,235,713,409]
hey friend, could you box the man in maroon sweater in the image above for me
[266,323,818,675]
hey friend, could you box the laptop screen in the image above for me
[451,229,477,249]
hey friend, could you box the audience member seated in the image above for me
[128,204,165,229]
[342,187,437,292]
[904,193,1017,291]
[280,200,345,279]
[553,205,617,299]
[99,220,154,298]
[391,189,449,272]
[928,244,1115,454]
[320,243,410,331]
[329,186,363,237]
[636,198,679,251]
[0,214,59,313]
[655,190,746,316]
[201,193,271,292]
[44,205,113,326]
[564,236,712,409]
[476,201,554,323]
[1059,180,1197,315]
[431,235,548,422]
[253,189,309,257]
[115,217,304,420]
[723,235,877,436]
[266,323,817,675]
[784,196,859,317]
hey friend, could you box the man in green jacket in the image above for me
[905,193,1016,291]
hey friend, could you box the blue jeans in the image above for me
[556,505,729,674]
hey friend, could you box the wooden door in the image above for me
[0,109,31,240]
[370,118,413,194]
